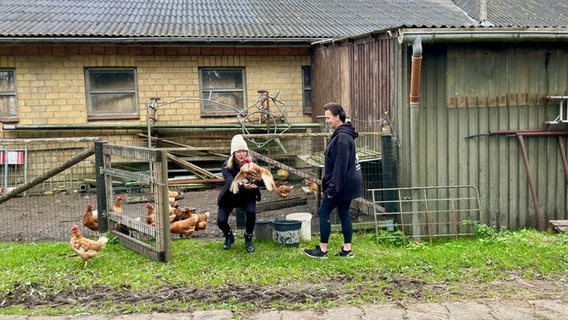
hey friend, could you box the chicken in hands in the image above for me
[230,158,292,198]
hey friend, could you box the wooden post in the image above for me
[95,141,109,232]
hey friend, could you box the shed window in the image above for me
[199,68,246,117]
[85,68,139,119]
[302,66,313,114]
[0,69,17,122]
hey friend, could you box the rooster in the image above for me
[145,202,156,227]
[170,209,198,238]
[82,203,98,232]
[69,224,108,268]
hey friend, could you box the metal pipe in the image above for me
[409,36,423,241]
[557,136,568,186]
[516,134,543,230]
[2,123,321,131]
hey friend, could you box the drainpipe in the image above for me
[409,36,423,240]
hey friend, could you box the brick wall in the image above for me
[0,45,313,141]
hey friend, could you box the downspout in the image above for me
[409,36,423,189]
[409,37,423,240]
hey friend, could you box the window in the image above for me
[302,66,313,114]
[199,68,246,116]
[0,69,17,122]
[85,68,138,119]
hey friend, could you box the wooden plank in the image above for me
[257,196,307,212]
[167,153,219,180]
[548,220,568,232]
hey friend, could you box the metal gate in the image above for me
[370,185,482,243]
[96,142,171,262]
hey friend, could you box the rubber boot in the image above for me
[244,233,255,253]
[223,231,235,250]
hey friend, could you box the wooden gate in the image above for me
[95,142,171,262]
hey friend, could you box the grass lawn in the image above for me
[1,224,567,317]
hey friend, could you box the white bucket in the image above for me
[286,212,312,241]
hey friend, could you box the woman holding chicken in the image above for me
[304,102,362,259]
[216,134,262,253]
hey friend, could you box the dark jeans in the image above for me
[318,197,353,244]
[217,199,257,236]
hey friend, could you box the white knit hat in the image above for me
[230,134,249,155]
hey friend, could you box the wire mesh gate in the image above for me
[96,142,171,262]
[370,185,482,243]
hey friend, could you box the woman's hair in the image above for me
[323,102,347,123]
[226,151,250,169]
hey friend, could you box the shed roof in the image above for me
[0,0,477,42]
[456,0,568,28]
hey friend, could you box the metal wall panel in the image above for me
[400,44,568,230]
[313,38,568,230]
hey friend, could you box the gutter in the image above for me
[0,36,324,46]
[397,29,568,44]
[2,123,321,131]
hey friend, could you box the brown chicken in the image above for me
[82,203,98,232]
[191,209,210,236]
[69,224,108,268]
[145,202,156,227]
[169,202,182,223]
[275,184,294,198]
[230,158,275,194]
[304,179,318,194]
[274,181,294,199]
[170,209,198,238]
[112,194,129,235]
[168,189,182,204]
[113,194,125,214]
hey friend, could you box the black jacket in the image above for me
[322,122,362,200]
[217,158,262,207]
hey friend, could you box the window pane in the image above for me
[89,71,135,90]
[0,96,16,115]
[303,68,311,87]
[202,70,243,89]
[0,71,15,91]
[91,93,136,113]
[201,91,243,114]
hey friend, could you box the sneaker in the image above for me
[335,247,354,258]
[304,245,328,259]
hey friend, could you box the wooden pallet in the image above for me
[548,220,568,232]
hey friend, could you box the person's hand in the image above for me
[248,171,261,182]
[240,178,258,189]
[243,181,258,189]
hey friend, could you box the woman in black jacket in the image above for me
[304,102,362,259]
[217,134,261,253]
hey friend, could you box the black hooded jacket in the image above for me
[322,122,362,200]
